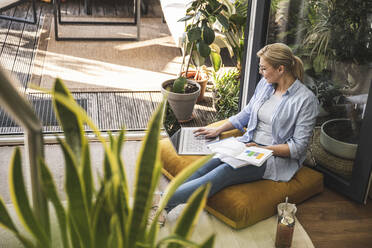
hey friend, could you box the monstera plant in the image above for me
[0,69,214,247]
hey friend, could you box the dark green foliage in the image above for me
[213,69,240,121]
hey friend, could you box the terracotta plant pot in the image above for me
[182,70,208,103]
[161,79,200,122]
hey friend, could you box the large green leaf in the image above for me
[169,184,211,248]
[53,78,84,164]
[68,213,82,248]
[9,148,49,247]
[127,99,165,247]
[210,51,222,72]
[0,198,17,233]
[108,214,123,248]
[0,199,37,248]
[202,26,215,45]
[200,235,215,248]
[92,186,111,247]
[60,139,92,247]
[188,27,202,42]
[197,40,211,58]
[81,140,93,214]
[156,235,201,248]
[39,158,69,248]
[114,129,130,237]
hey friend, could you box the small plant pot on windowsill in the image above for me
[182,70,208,103]
[161,79,200,122]
[320,118,358,160]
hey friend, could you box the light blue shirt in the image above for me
[229,78,319,182]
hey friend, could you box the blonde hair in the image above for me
[257,43,304,82]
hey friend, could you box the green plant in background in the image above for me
[216,0,248,71]
[301,0,371,76]
[213,69,240,121]
[0,77,215,247]
[305,73,342,113]
[179,0,227,74]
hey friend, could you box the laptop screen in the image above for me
[163,104,182,153]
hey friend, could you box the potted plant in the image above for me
[161,0,229,121]
[300,0,371,159]
[0,70,215,247]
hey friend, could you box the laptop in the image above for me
[163,105,219,155]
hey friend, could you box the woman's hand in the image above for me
[245,142,258,147]
[193,127,220,138]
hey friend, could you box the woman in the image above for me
[164,43,319,214]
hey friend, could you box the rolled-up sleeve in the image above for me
[287,95,319,160]
[228,105,251,132]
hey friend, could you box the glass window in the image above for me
[266,0,372,182]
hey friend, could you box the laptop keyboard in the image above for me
[181,128,216,154]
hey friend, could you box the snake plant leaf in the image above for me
[147,155,212,244]
[53,78,84,164]
[60,139,92,247]
[188,27,202,42]
[0,200,36,248]
[68,214,82,248]
[9,148,50,247]
[103,152,112,181]
[115,129,130,232]
[0,198,17,233]
[39,158,69,248]
[156,235,201,248]
[128,99,165,247]
[92,186,111,247]
[210,51,222,72]
[172,77,187,93]
[200,234,215,248]
[197,40,211,58]
[202,26,215,45]
[81,140,93,213]
[168,184,211,248]
[116,182,129,241]
[116,129,129,197]
[108,214,123,248]
[216,14,229,30]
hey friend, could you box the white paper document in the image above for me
[207,137,273,169]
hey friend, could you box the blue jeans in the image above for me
[166,158,266,212]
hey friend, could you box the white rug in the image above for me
[160,204,314,248]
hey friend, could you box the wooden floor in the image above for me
[297,187,372,248]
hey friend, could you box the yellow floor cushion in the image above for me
[160,120,324,229]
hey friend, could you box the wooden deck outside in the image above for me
[0,90,217,134]
[0,1,218,135]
